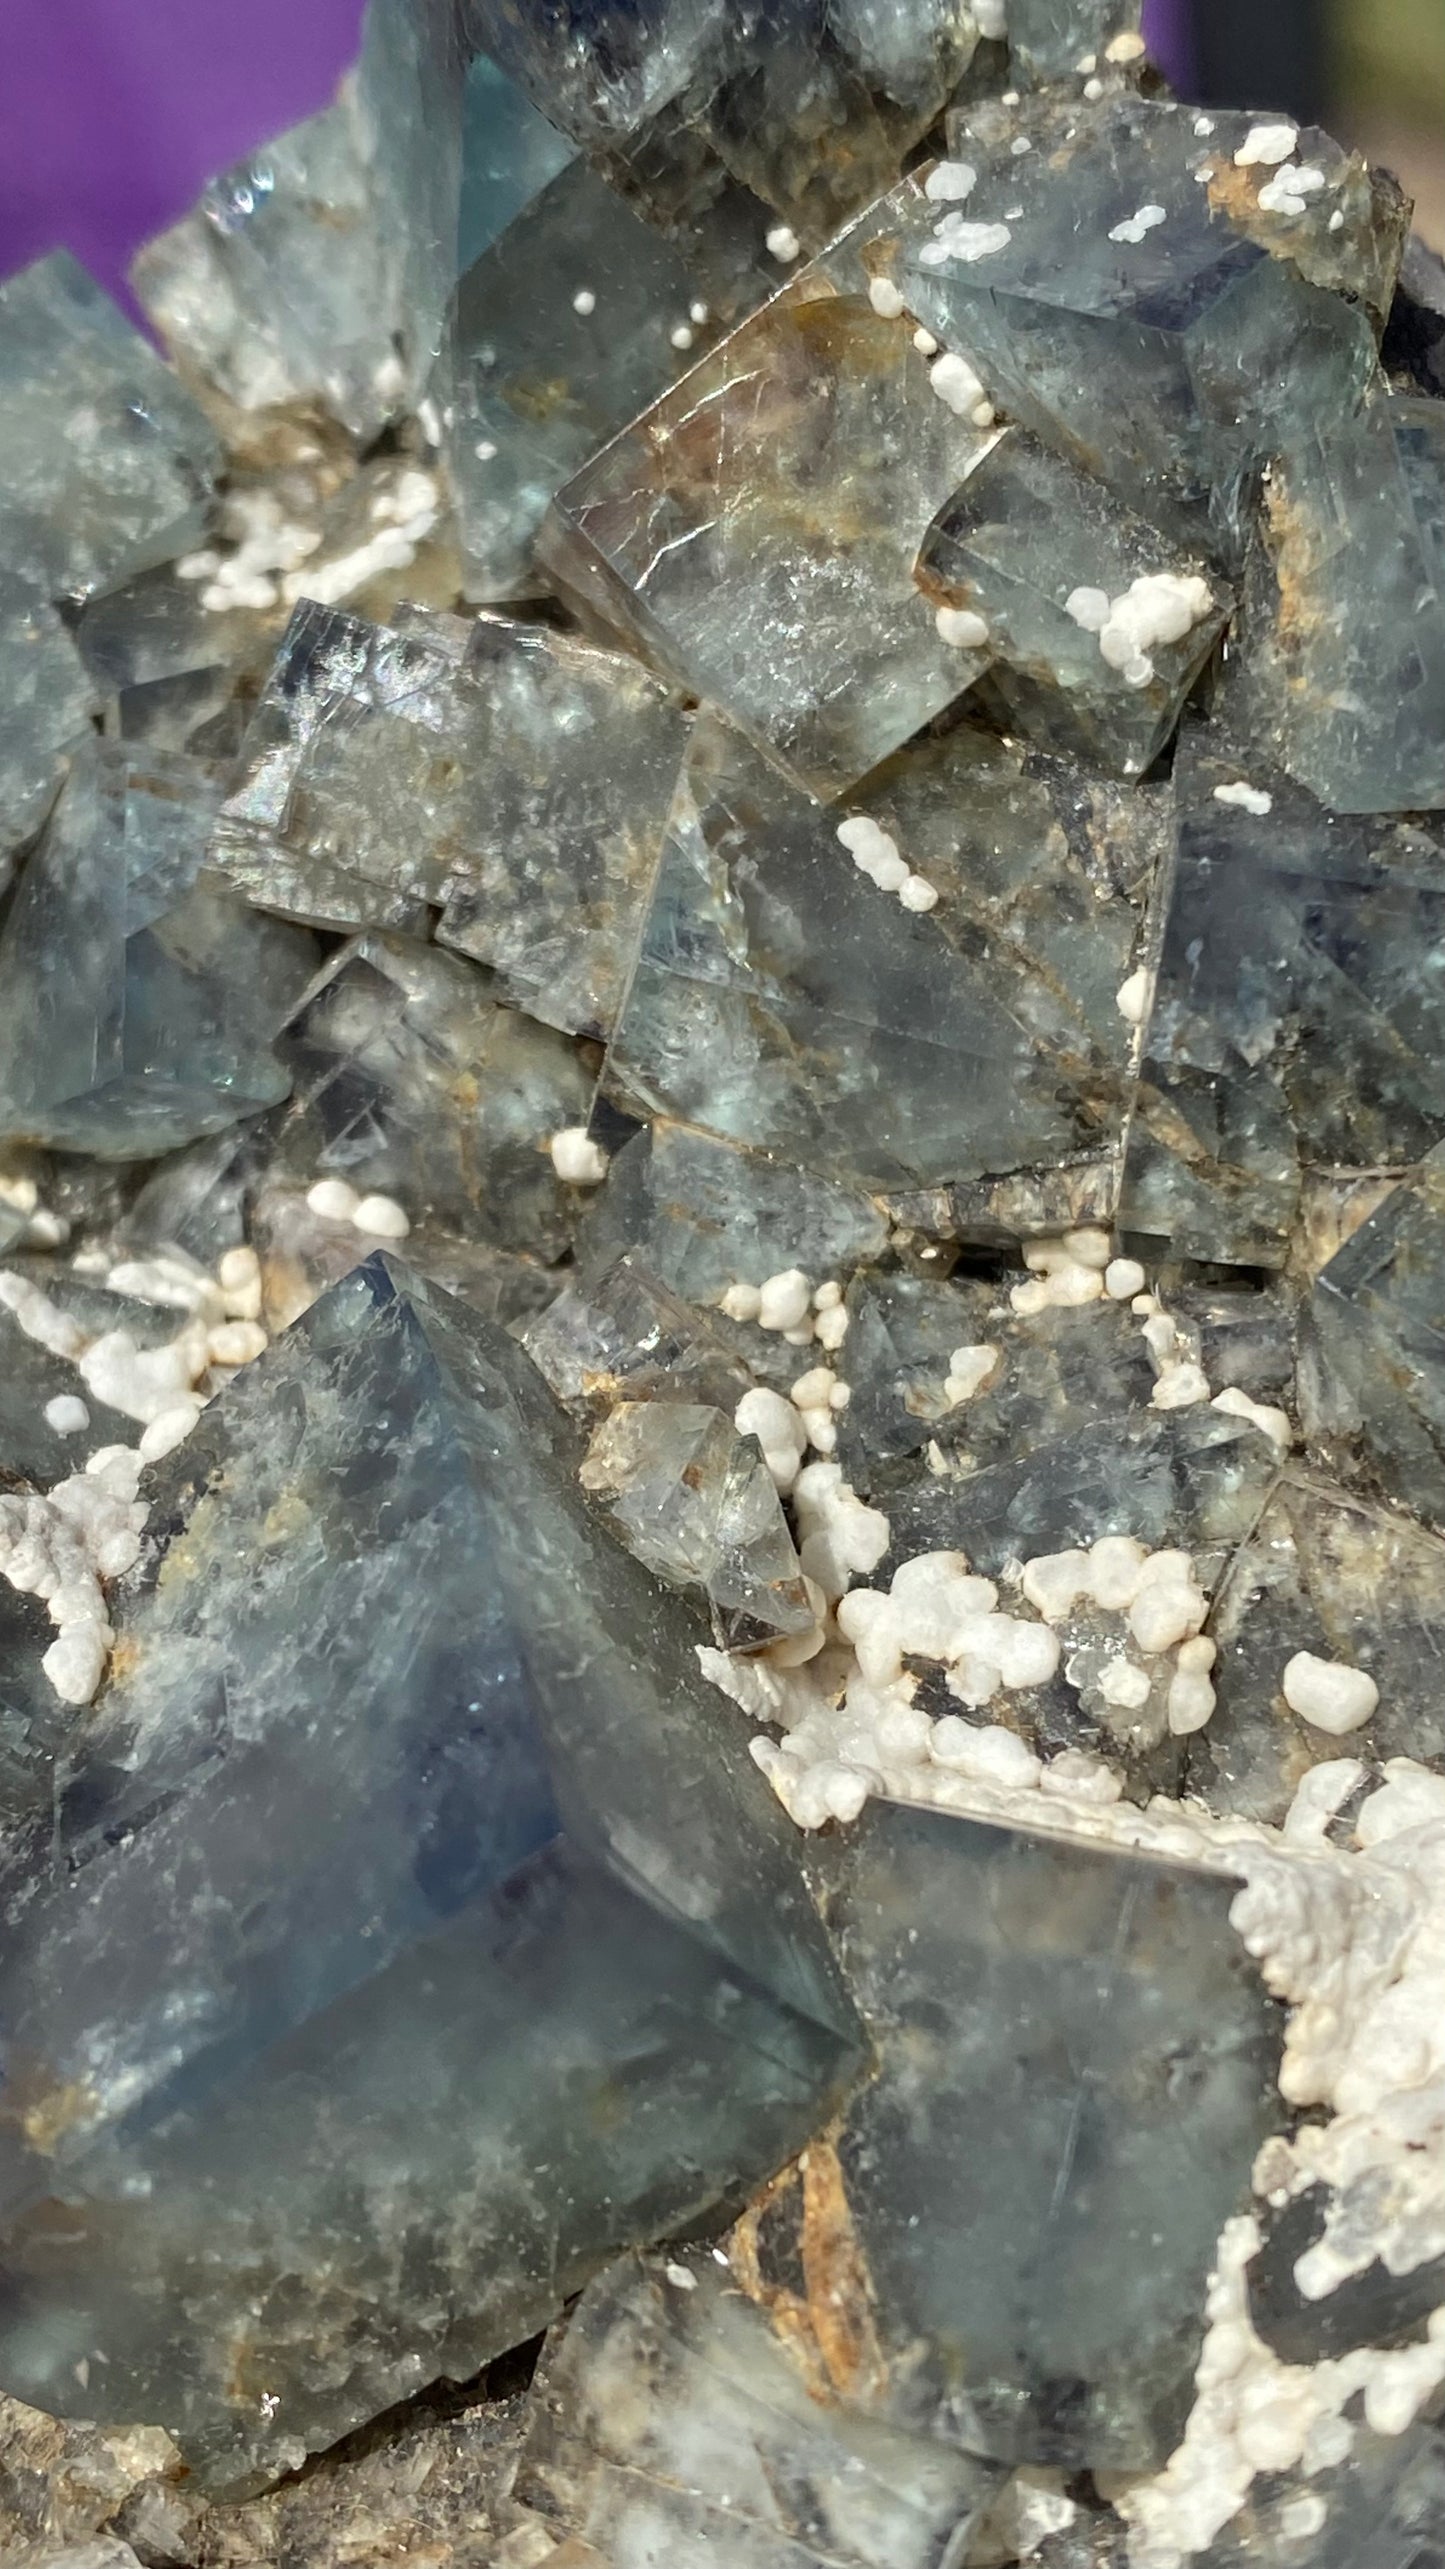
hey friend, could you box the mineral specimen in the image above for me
[5,4,1445,2563]
[0,742,319,1159]
[0,1260,857,2490]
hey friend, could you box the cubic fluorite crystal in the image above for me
[268,929,593,1260]
[1299,1152,1445,1537]
[576,1119,891,1308]
[542,291,995,795]
[212,602,480,931]
[1122,733,1445,1267]
[0,1259,857,2491]
[216,600,688,1028]
[915,432,1230,775]
[1234,390,1445,811]
[601,715,1157,1194]
[1197,1473,1445,1824]
[755,1799,1283,2472]
[431,619,688,1037]
[0,253,220,602]
[0,576,99,870]
[898,93,1400,553]
[0,743,319,1160]
[133,0,466,440]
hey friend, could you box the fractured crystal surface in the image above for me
[0,254,219,604]
[581,1400,816,1649]
[268,931,594,1263]
[603,716,1158,1195]
[217,601,687,1019]
[0,742,319,1160]
[518,2246,1001,2567]
[543,290,996,797]
[433,619,688,1038]
[212,602,476,930]
[0,1259,858,2491]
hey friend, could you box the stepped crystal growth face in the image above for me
[2,6,1445,2567]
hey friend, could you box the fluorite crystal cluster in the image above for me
[3,7,1445,2568]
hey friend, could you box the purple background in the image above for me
[0,0,1188,307]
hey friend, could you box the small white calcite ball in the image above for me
[1128,1579,1206,1655]
[353,1193,411,1240]
[43,1395,90,1436]
[139,1400,204,1464]
[306,1177,360,1223]
[218,1244,261,1294]
[1115,966,1149,1025]
[757,1269,812,1333]
[1281,1652,1379,1735]
[207,1320,268,1367]
[1022,1548,1091,1621]
[719,1281,762,1322]
[936,604,990,650]
[1098,1656,1152,1710]
[1167,1667,1217,1734]
[549,1129,609,1186]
